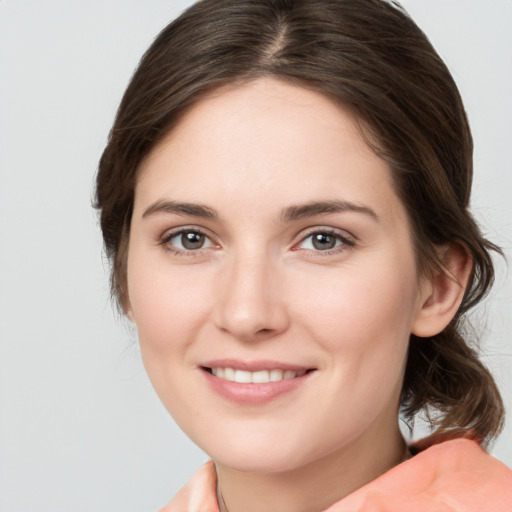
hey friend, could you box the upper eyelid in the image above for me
[161,225,214,240]
[295,226,357,242]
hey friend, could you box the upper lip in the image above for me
[201,359,314,372]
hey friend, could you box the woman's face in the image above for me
[127,78,430,473]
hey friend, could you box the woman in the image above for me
[95,0,512,510]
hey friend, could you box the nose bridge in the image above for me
[214,245,287,340]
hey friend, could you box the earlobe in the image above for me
[412,244,473,337]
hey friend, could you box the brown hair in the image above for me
[95,0,504,443]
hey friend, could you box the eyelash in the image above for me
[159,227,356,256]
[293,228,356,256]
[160,227,216,257]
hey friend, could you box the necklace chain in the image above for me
[217,481,229,512]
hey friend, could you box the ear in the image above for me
[412,243,472,337]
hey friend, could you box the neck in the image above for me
[215,426,406,512]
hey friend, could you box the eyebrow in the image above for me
[142,199,378,222]
[280,200,378,222]
[142,200,218,219]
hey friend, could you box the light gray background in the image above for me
[0,1,510,511]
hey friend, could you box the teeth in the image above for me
[234,370,252,383]
[270,369,283,381]
[210,367,306,383]
[252,370,270,383]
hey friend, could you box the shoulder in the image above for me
[159,461,219,512]
[328,438,512,512]
[406,437,512,491]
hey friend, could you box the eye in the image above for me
[296,229,354,252]
[163,229,214,252]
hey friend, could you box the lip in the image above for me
[200,359,315,405]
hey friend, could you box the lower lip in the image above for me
[202,369,313,405]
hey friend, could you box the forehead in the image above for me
[134,77,405,227]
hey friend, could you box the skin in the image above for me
[126,78,464,512]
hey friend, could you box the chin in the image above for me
[199,433,330,475]
[213,451,309,474]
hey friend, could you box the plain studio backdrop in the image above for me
[0,1,511,511]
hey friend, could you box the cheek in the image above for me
[291,265,417,437]
[127,248,213,359]
[291,257,419,402]
[126,255,215,420]
[294,264,418,345]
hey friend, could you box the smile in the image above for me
[202,362,315,404]
[209,368,308,383]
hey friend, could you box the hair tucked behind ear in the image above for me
[95,0,504,444]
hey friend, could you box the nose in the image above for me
[213,251,290,342]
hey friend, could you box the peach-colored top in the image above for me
[161,439,512,512]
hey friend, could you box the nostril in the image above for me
[256,328,273,335]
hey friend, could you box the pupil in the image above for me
[182,232,204,250]
[312,233,335,250]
